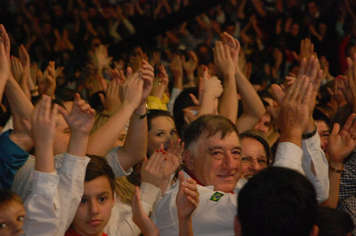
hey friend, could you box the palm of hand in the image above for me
[66,105,94,135]
[328,131,355,163]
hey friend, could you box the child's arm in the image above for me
[23,95,62,235]
[56,93,95,233]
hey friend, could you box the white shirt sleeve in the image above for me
[23,171,60,235]
[23,154,90,236]
[273,142,305,175]
[106,146,133,178]
[301,133,329,203]
[104,182,160,236]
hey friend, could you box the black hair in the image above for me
[238,167,318,236]
[313,108,331,130]
[316,206,355,236]
[173,87,199,136]
[147,109,174,131]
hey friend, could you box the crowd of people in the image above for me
[1,0,356,235]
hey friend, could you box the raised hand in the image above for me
[100,75,121,114]
[131,187,160,236]
[38,61,56,97]
[32,95,58,147]
[120,68,143,109]
[58,93,95,136]
[0,32,10,100]
[176,171,199,220]
[182,51,198,79]
[31,95,58,173]
[162,139,184,179]
[170,54,184,79]
[95,44,113,70]
[340,53,356,111]
[328,113,356,165]
[11,56,23,83]
[220,31,240,66]
[269,75,313,146]
[214,41,235,77]
[141,60,154,105]
[141,143,166,187]
[150,64,169,99]
[292,38,315,63]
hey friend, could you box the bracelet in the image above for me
[329,165,344,174]
[133,104,148,120]
[302,124,317,140]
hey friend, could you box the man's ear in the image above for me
[234,215,242,236]
[309,225,319,236]
[183,150,194,170]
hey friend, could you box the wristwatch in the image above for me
[302,124,317,140]
[133,104,148,119]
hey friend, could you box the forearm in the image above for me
[235,69,265,119]
[179,217,194,236]
[35,142,55,173]
[219,72,237,123]
[87,103,134,156]
[68,132,89,157]
[198,92,215,115]
[326,161,342,208]
[5,75,34,122]
[118,103,147,171]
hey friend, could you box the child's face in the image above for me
[0,202,25,236]
[71,176,115,235]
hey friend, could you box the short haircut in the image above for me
[85,155,116,194]
[0,189,23,211]
[240,130,273,165]
[238,167,318,236]
[147,109,174,131]
[313,108,330,130]
[183,115,239,150]
[316,206,355,236]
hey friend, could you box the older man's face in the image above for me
[186,131,242,193]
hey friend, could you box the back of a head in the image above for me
[238,167,318,236]
[316,206,354,236]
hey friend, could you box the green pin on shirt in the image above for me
[210,192,225,202]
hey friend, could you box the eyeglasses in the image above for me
[241,154,269,166]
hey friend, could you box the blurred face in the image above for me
[241,137,268,180]
[0,202,25,236]
[315,120,330,153]
[185,131,242,192]
[53,102,73,155]
[148,116,178,155]
[253,113,271,135]
[71,176,114,236]
[308,2,318,17]
[291,23,299,36]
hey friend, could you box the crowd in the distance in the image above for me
[1,0,356,235]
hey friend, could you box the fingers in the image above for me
[342,113,356,132]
